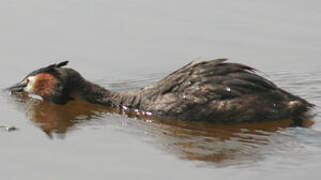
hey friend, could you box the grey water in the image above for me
[0,0,321,179]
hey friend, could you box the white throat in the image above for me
[24,76,36,93]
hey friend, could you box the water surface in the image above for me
[1,0,321,180]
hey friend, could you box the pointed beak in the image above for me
[7,80,28,93]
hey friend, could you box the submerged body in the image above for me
[8,59,314,124]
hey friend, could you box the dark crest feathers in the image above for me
[56,61,69,67]
[47,61,69,69]
[44,61,69,71]
[26,61,70,77]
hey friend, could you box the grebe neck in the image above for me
[74,80,141,108]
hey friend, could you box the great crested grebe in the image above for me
[8,59,314,124]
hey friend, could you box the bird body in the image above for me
[8,59,314,124]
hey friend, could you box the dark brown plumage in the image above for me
[8,59,314,124]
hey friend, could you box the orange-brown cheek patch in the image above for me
[33,73,57,98]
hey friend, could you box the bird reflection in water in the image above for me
[11,92,110,137]
[10,92,314,165]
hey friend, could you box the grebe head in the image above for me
[8,61,77,104]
